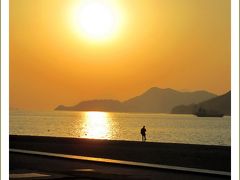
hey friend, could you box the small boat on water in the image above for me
[194,107,224,117]
[194,112,224,117]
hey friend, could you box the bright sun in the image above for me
[71,1,121,42]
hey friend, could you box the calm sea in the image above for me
[10,110,231,146]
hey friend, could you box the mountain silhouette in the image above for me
[122,87,216,113]
[55,87,217,113]
[56,100,124,112]
[171,91,231,115]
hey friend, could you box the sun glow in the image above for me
[83,112,110,139]
[71,0,122,42]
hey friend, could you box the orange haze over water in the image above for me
[10,0,230,110]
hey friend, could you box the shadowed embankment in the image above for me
[10,135,230,172]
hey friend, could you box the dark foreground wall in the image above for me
[10,135,230,171]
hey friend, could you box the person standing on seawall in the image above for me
[141,126,147,142]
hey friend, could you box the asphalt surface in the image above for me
[10,135,231,171]
[10,152,230,180]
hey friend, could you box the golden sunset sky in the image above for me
[10,0,230,110]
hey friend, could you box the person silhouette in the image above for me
[140,126,147,142]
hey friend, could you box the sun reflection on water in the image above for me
[83,111,110,139]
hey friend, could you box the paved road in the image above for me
[10,135,231,172]
[10,152,230,180]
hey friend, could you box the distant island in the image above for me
[171,91,231,116]
[55,87,223,114]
